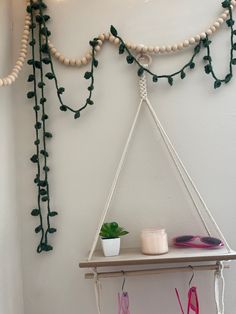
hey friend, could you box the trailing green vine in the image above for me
[26,0,236,252]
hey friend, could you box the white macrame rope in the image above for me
[214,262,225,314]
[93,268,102,314]
[88,90,146,260]
[141,75,231,252]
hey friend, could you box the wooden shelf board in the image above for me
[79,247,236,268]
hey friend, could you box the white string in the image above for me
[93,268,102,314]
[140,72,231,252]
[88,88,146,260]
[214,262,225,314]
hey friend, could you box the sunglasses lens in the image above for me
[201,237,222,246]
[175,235,194,243]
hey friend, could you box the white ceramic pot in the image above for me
[101,238,120,257]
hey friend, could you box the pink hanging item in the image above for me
[118,292,130,314]
[175,287,199,314]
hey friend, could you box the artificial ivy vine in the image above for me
[26,0,236,252]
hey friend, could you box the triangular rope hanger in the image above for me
[88,54,232,261]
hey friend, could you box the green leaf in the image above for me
[45,132,53,138]
[35,61,42,69]
[42,196,49,202]
[88,85,94,91]
[30,154,38,163]
[41,44,49,53]
[35,122,41,129]
[28,74,35,82]
[33,105,40,111]
[40,27,51,37]
[27,59,34,65]
[231,58,236,65]
[38,180,47,187]
[31,209,40,216]
[35,225,42,233]
[168,76,173,86]
[60,105,67,111]
[126,55,134,64]
[45,72,55,80]
[58,87,65,94]
[27,91,35,99]
[203,55,212,62]
[40,97,47,104]
[42,57,50,64]
[43,15,50,22]
[40,150,49,157]
[222,0,230,8]
[38,82,45,88]
[29,39,36,46]
[119,44,125,54]
[204,64,212,74]
[84,71,92,79]
[152,75,158,83]
[43,166,50,172]
[87,99,94,105]
[49,211,58,217]
[44,244,53,252]
[39,189,47,195]
[34,139,40,145]
[180,71,186,79]
[93,59,98,67]
[233,43,236,50]
[234,30,236,35]
[48,228,57,233]
[225,73,232,83]
[74,111,80,119]
[189,62,195,69]
[137,67,144,77]
[110,25,118,37]
[42,114,48,120]
[214,80,222,89]
[194,45,201,54]
[226,19,234,27]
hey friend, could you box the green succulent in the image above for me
[100,222,129,239]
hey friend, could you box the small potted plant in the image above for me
[100,222,129,257]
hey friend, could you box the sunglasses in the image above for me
[173,235,224,249]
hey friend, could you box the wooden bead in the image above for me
[69,59,76,66]
[59,55,65,63]
[171,44,178,52]
[63,58,70,65]
[86,53,92,61]
[148,46,154,53]
[114,38,120,45]
[3,78,9,86]
[217,18,224,24]
[183,40,190,47]
[136,44,143,52]
[13,67,20,74]
[55,52,60,59]
[105,33,110,40]
[15,65,21,71]
[20,48,27,54]
[189,37,196,44]
[16,60,23,67]
[20,52,26,58]
[154,46,160,53]
[75,59,82,66]
[95,45,101,52]
[21,39,28,45]
[19,57,25,62]
[160,46,166,53]
[109,35,115,42]
[22,34,29,41]
[12,72,18,79]
[214,21,220,28]
[200,32,207,39]
[177,43,184,50]
[210,26,216,33]
[22,44,28,50]
[98,33,105,41]
[131,44,137,51]
[206,29,213,36]
[23,29,30,36]
[81,57,88,65]
[51,47,57,54]
[166,46,172,52]
[221,13,228,20]
[0,79,3,87]
[142,46,148,53]
[194,35,201,42]
[9,75,15,82]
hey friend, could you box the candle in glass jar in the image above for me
[141,228,168,255]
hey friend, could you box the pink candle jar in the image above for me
[141,228,168,255]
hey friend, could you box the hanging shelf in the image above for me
[79,55,236,272]
[79,247,236,268]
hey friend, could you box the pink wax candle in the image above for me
[141,228,168,255]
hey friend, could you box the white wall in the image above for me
[11,0,236,313]
[0,2,24,314]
